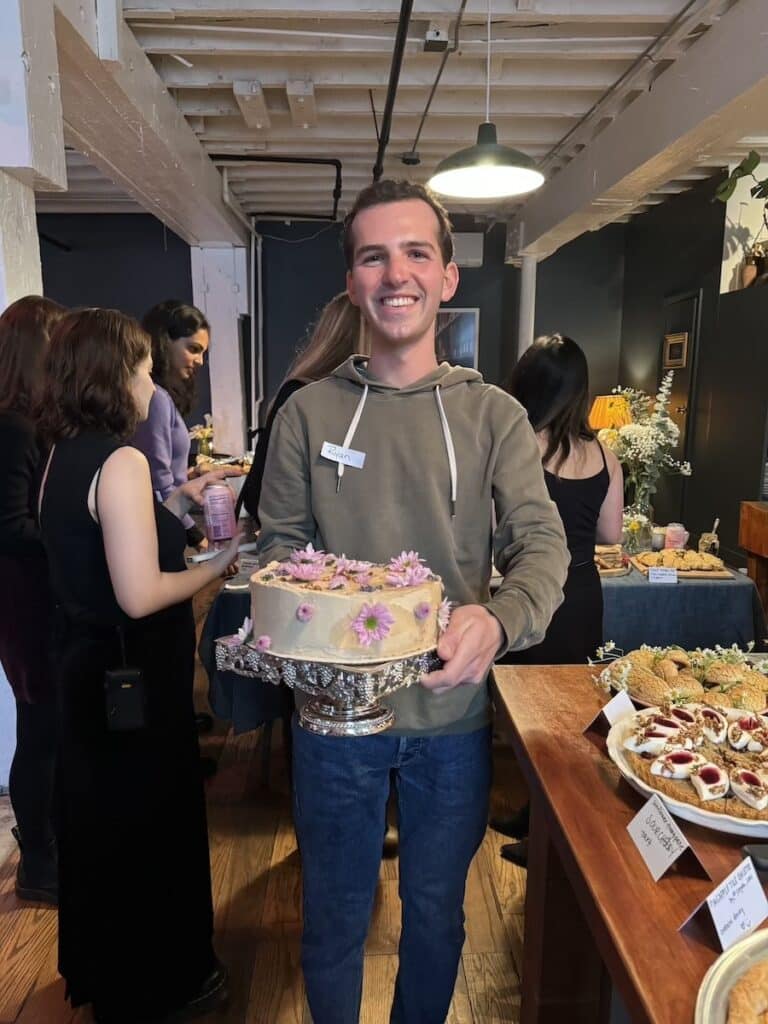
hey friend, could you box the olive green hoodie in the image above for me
[257,356,569,735]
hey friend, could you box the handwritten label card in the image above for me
[648,567,678,584]
[706,858,768,951]
[627,793,689,881]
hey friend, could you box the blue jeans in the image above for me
[292,721,492,1024]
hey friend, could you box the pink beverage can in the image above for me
[202,484,236,549]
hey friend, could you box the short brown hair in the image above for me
[343,179,454,269]
[0,295,66,416]
[39,308,151,441]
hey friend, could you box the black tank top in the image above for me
[544,442,610,568]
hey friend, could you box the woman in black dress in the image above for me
[0,295,65,904]
[38,309,240,1024]
[494,334,624,864]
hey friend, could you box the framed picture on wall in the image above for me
[436,308,479,369]
[662,331,688,369]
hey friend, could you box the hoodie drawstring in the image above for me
[334,380,457,518]
[434,385,457,519]
[336,383,369,492]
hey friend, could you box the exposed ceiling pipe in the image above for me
[372,0,414,182]
[211,153,343,221]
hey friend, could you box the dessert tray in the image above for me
[606,706,768,837]
[695,928,768,1024]
[215,636,441,736]
[599,645,768,711]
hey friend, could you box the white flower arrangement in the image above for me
[598,371,692,514]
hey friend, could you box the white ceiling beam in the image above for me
[153,56,629,91]
[286,80,317,129]
[123,1,686,23]
[132,24,647,60]
[54,3,248,245]
[233,80,271,130]
[198,113,570,144]
[507,0,768,260]
[176,87,600,119]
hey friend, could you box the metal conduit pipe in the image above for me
[211,153,343,222]
[372,0,414,182]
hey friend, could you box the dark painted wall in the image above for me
[534,224,625,399]
[37,213,209,425]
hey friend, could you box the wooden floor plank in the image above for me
[463,951,521,1024]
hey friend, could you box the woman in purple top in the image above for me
[132,300,210,550]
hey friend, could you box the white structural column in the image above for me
[0,0,66,307]
[191,247,249,456]
[517,255,537,358]
[0,174,43,306]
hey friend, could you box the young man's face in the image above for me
[346,198,459,351]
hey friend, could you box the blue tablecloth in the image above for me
[198,586,291,733]
[602,566,768,654]
[200,568,768,732]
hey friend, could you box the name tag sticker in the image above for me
[320,441,366,470]
[648,567,678,584]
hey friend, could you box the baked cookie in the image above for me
[705,663,747,686]
[728,958,768,1024]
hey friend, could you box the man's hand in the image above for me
[421,604,504,695]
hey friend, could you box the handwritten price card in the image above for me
[707,858,768,951]
[627,793,689,881]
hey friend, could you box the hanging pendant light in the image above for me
[428,0,545,200]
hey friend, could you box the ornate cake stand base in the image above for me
[298,699,395,737]
[214,638,441,737]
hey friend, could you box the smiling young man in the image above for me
[257,179,569,1024]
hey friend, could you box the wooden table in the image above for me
[493,665,767,1024]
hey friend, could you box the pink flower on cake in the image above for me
[328,575,346,590]
[388,550,425,574]
[336,555,373,575]
[352,602,395,647]
[437,599,453,633]
[354,572,373,588]
[288,562,324,582]
[414,602,431,621]
[255,635,272,652]
[290,543,326,565]
[387,564,431,588]
[296,602,315,623]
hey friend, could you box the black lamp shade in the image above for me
[428,122,545,200]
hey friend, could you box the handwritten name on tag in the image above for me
[320,441,366,470]
[627,793,689,881]
[648,567,678,584]
[707,858,768,951]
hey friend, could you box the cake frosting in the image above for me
[250,545,446,664]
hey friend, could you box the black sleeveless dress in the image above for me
[40,432,215,1022]
[504,444,610,665]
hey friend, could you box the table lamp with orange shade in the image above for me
[588,395,632,431]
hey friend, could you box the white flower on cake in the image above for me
[437,599,452,633]
[352,602,395,647]
[237,616,252,643]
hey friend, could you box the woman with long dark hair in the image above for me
[133,299,210,549]
[493,334,623,864]
[38,308,238,1023]
[0,294,65,905]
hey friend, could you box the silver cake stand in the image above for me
[215,637,441,736]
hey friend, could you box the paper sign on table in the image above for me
[583,688,635,736]
[706,857,768,951]
[627,793,690,881]
[648,566,678,584]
